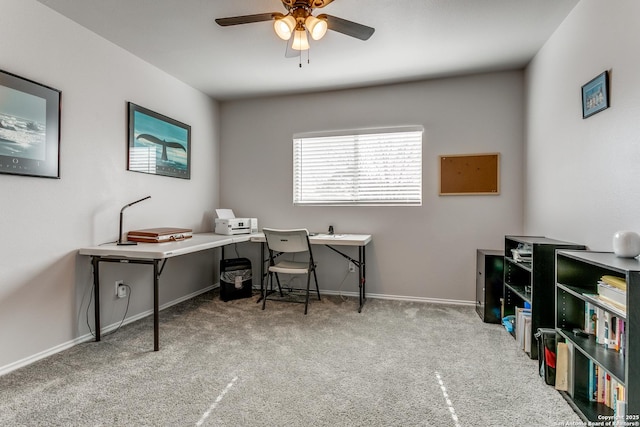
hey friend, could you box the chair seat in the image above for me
[269,260,309,274]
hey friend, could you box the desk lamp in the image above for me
[117,196,151,245]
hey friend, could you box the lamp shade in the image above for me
[292,29,310,50]
[274,15,296,40]
[305,15,328,40]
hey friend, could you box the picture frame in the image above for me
[127,102,191,179]
[582,71,609,119]
[0,69,61,178]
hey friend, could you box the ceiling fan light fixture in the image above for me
[274,14,296,40]
[305,15,328,40]
[292,28,310,51]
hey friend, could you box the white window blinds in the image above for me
[293,127,423,206]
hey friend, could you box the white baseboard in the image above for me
[0,284,218,377]
[320,289,475,306]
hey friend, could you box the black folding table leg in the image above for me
[153,259,160,351]
[358,246,366,313]
[92,256,101,341]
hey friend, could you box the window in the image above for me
[293,127,423,206]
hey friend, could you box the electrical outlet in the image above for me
[117,284,127,299]
[348,261,356,273]
[115,280,123,296]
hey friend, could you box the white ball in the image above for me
[612,230,640,258]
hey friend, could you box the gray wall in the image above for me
[219,71,525,303]
[524,0,640,250]
[0,0,220,372]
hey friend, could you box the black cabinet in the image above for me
[476,249,504,323]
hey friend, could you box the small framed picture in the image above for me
[582,71,609,119]
[0,69,61,178]
[127,102,191,179]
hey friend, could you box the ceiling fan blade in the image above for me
[320,14,375,41]
[215,13,280,27]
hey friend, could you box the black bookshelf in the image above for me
[476,249,504,323]
[556,250,639,423]
[503,236,585,358]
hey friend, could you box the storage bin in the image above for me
[534,328,557,386]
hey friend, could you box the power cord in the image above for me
[337,271,350,301]
[85,283,132,338]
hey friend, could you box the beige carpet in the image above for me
[0,290,581,426]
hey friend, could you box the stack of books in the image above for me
[511,244,532,263]
[515,306,532,353]
[582,275,627,353]
[597,275,627,311]
[588,361,626,419]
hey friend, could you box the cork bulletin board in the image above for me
[439,153,500,195]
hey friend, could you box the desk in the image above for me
[79,232,371,351]
[250,233,372,313]
[79,233,251,351]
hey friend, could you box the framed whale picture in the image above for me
[0,69,61,178]
[127,102,191,179]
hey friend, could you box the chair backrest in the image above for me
[263,228,310,253]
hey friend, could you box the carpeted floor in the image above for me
[0,290,582,426]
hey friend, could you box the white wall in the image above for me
[219,71,525,303]
[0,0,220,371]
[525,0,640,249]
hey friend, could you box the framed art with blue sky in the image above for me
[127,102,191,179]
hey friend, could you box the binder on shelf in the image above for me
[127,227,193,243]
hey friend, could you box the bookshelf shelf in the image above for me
[503,236,585,358]
[556,250,638,423]
[504,283,531,303]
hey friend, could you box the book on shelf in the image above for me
[590,361,626,411]
[584,300,626,354]
[515,307,531,351]
[600,275,627,292]
[583,292,626,316]
[597,281,626,309]
[584,302,597,334]
[614,384,626,422]
[588,361,597,402]
[523,315,532,354]
[555,342,571,392]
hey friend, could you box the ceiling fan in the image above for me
[215,0,375,53]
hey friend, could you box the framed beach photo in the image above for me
[127,102,191,179]
[582,71,609,119]
[0,69,61,178]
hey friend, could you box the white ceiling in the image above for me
[36,0,579,100]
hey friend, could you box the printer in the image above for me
[214,209,258,235]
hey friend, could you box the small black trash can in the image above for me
[534,328,557,386]
[219,258,252,301]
